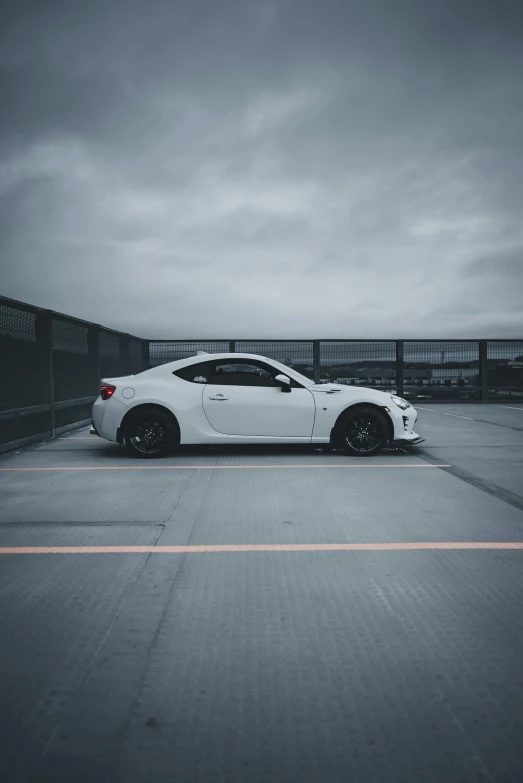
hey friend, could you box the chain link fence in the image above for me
[2,295,522,453]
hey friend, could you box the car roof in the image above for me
[145,353,307,378]
[168,353,277,369]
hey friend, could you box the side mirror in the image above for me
[275,374,292,392]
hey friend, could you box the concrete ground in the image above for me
[1,403,523,783]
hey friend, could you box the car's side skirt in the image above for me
[180,434,329,445]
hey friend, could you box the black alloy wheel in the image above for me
[337,406,389,457]
[124,409,177,458]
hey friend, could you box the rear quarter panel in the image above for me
[123,376,214,443]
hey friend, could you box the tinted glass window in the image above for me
[174,359,303,387]
[208,362,277,387]
[173,361,211,383]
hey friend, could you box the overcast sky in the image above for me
[1,0,522,338]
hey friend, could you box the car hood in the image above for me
[307,383,346,393]
[307,383,393,403]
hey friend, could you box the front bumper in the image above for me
[393,433,425,447]
[386,401,421,442]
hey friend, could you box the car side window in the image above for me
[173,361,211,384]
[207,362,278,387]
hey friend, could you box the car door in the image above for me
[202,360,316,437]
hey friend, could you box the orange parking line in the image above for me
[1,543,522,554]
[0,464,450,472]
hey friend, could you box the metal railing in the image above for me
[2,295,522,453]
[0,296,149,453]
[150,339,523,403]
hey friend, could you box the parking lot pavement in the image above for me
[415,404,523,501]
[1,406,523,782]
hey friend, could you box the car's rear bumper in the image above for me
[92,396,126,442]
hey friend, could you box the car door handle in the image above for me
[209,395,229,401]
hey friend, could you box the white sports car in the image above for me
[92,353,424,458]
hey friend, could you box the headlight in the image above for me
[390,395,411,410]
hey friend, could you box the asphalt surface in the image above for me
[1,403,523,782]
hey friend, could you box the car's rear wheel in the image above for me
[335,406,389,457]
[124,408,178,459]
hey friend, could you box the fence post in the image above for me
[142,340,150,371]
[119,333,130,376]
[479,340,488,403]
[36,310,55,436]
[396,341,404,398]
[229,341,235,353]
[313,341,320,383]
[88,325,101,392]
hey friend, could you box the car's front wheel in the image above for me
[335,406,389,457]
[123,407,179,458]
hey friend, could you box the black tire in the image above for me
[123,407,179,459]
[335,406,389,457]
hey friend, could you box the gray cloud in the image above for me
[464,248,523,278]
[1,0,523,338]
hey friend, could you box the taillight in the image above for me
[100,384,116,400]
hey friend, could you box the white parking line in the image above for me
[497,405,523,412]
[416,407,474,420]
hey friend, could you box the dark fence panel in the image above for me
[149,341,230,367]
[0,410,53,444]
[129,336,145,375]
[0,296,148,453]
[55,402,95,428]
[100,329,125,379]
[0,302,43,412]
[52,316,94,402]
[403,340,481,401]
[487,341,523,400]
[319,341,397,390]
[235,341,315,379]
